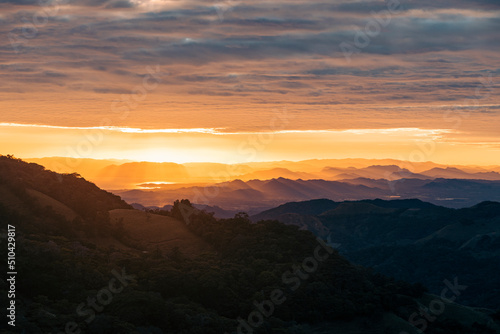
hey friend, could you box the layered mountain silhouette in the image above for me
[2,155,499,333]
[252,198,500,310]
[116,176,500,213]
[26,157,500,190]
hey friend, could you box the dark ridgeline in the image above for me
[252,198,500,310]
[0,155,499,333]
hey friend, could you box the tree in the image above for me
[170,199,195,223]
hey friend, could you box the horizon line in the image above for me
[13,155,500,168]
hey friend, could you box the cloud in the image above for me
[0,0,498,138]
[105,0,135,8]
[43,71,67,77]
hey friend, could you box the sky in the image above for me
[0,0,499,165]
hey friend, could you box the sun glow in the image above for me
[2,123,499,165]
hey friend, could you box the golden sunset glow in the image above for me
[2,122,500,166]
[2,1,500,331]
[1,0,500,181]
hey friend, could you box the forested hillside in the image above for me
[253,199,500,310]
[0,156,498,333]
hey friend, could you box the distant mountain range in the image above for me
[1,155,500,333]
[27,157,498,212]
[251,198,500,310]
[26,157,500,189]
[115,175,500,212]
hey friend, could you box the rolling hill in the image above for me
[252,198,500,310]
[1,155,499,333]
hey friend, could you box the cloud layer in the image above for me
[0,0,499,140]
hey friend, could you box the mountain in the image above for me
[0,156,210,255]
[1,155,499,333]
[320,201,398,216]
[109,209,212,256]
[114,177,390,212]
[252,198,339,221]
[25,157,131,179]
[132,202,239,219]
[252,198,500,310]
[115,175,500,212]
[362,198,440,209]
[245,158,444,173]
[0,155,131,220]
[421,167,500,180]
[323,165,500,182]
[97,161,191,188]
[238,167,316,181]
[26,157,500,191]
[322,165,430,181]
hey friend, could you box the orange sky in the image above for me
[2,123,500,166]
[0,0,499,165]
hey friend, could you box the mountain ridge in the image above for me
[1,155,499,333]
[251,198,500,310]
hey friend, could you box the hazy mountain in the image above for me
[23,158,496,213]
[1,155,499,333]
[245,158,445,173]
[25,157,132,178]
[421,167,500,180]
[96,161,191,188]
[238,167,317,181]
[116,176,500,212]
[322,165,430,180]
[182,162,253,179]
[24,157,500,194]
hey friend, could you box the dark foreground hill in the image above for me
[0,155,131,218]
[0,156,499,333]
[252,198,500,310]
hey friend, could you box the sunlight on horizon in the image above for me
[2,123,500,166]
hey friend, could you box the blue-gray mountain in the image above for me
[252,199,500,309]
[117,177,500,213]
